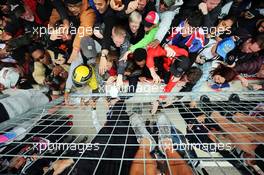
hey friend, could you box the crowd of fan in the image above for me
[0,1,264,174]
[0,0,264,103]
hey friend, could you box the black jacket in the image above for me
[234,55,264,75]
[179,0,222,28]
[126,24,145,45]
[99,8,126,50]
[225,47,261,65]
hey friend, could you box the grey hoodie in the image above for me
[0,89,50,120]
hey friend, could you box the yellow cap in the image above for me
[72,65,92,85]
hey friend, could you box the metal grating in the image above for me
[0,91,263,175]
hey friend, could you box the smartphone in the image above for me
[0,43,6,49]
[245,11,255,19]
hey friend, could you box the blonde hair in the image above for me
[112,25,126,37]
[129,11,142,23]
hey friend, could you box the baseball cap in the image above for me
[80,37,97,59]
[0,67,20,88]
[216,37,236,60]
[10,3,25,18]
[162,0,175,8]
[64,0,82,4]
[143,11,159,28]
[132,48,147,61]
[170,56,192,77]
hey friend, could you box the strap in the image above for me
[197,40,216,55]
[80,49,89,66]
[54,50,59,61]
[88,0,101,21]
[196,40,219,63]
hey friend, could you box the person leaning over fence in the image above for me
[0,89,56,123]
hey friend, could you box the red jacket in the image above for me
[146,45,189,98]
[146,45,189,70]
[23,0,46,25]
[108,67,117,76]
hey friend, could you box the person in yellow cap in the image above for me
[72,65,97,88]
[65,63,101,132]
[64,64,98,105]
[64,37,102,132]
[64,37,100,105]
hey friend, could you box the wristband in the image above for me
[65,89,71,93]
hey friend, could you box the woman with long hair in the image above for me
[210,63,248,86]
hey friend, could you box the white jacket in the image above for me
[155,0,183,42]
[0,89,49,120]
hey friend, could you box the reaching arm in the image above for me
[129,27,158,52]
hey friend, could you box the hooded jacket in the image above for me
[146,45,188,70]
[0,89,50,121]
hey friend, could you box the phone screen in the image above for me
[0,43,6,49]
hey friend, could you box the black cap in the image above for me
[64,0,82,4]
[0,0,7,5]
[170,56,192,77]
[133,48,147,61]
[28,43,45,54]
[4,22,18,36]
[143,20,154,28]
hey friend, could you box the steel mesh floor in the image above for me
[0,91,263,175]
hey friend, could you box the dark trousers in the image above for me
[0,103,9,123]
[73,100,138,175]
[128,76,139,94]
[120,76,139,100]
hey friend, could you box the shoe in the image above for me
[199,95,211,109]
[157,113,173,155]
[157,113,171,140]
[171,127,184,156]
[32,137,50,154]
[0,159,9,173]
[199,95,213,117]
[200,95,211,104]
[145,119,150,126]
[149,121,157,134]
[0,122,31,146]
[175,0,183,6]
[247,84,254,90]
[130,114,156,151]
[228,93,240,103]
[151,100,160,115]
[91,110,101,132]
[131,104,142,114]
